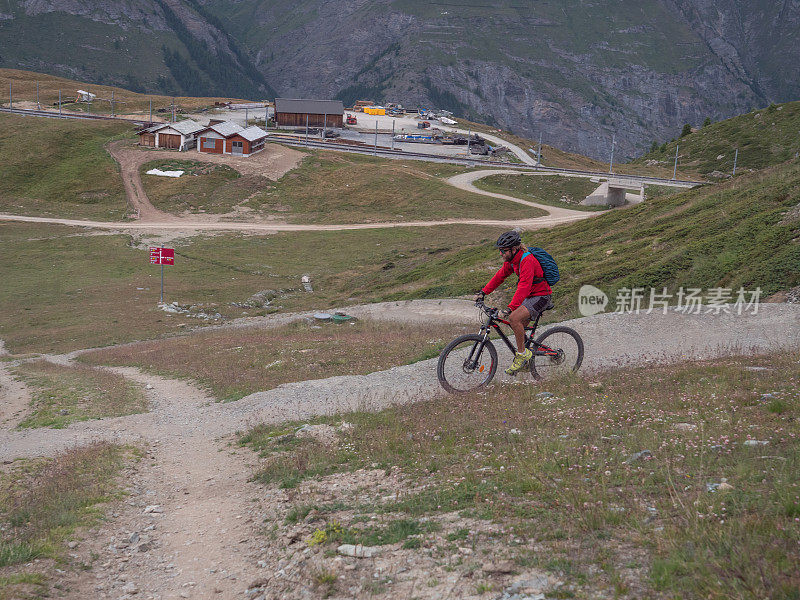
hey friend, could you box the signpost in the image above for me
[149,247,175,303]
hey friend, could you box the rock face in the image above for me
[2,0,798,158]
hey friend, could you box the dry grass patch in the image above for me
[0,222,498,355]
[13,361,147,429]
[0,443,127,597]
[81,320,470,401]
[241,352,800,599]
[474,173,606,211]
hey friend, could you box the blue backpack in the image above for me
[521,247,560,285]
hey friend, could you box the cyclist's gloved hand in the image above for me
[500,307,512,317]
[474,291,486,303]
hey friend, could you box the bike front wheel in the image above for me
[529,326,584,380]
[437,334,498,394]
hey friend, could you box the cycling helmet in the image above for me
[495,230,521,249]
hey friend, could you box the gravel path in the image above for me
[4,301,798,461]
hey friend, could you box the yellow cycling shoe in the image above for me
[505,348,532,375]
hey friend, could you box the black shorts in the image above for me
[521,294,552,318]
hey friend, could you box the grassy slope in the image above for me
[369,159,800,317]
[0,114,130,219]
[241,351,800,599]
[635,100,800,177]
[140,159,246,215]
[0,223,497,354]
[2,159,798,354]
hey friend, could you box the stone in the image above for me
[744,440,769,447]
[337,422,355,434]
[129,532,140,545]
[137,541,154,552]
[535,392,553,399]
[482,560,516,573]
[295,424,338,446]
[337,544,381,558]
[67,541,78,549]
[624,450,653,464]
[121,581,139,594]
[673,423,696,431]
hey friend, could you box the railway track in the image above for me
[264,134,705,187]
[1,106,705,187]
[0,106,152,126]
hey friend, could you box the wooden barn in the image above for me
[196,121,243,154]
[275,98,344,128]
[138,120,204,151]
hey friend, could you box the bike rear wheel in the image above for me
[529,326,584,380]
[437,334,498,394]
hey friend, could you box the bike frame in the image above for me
[466,303,559,370]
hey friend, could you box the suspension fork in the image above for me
[465,317,494,369]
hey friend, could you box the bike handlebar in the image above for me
[475,299,500,318]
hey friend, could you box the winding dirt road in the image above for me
[0,158,595,234]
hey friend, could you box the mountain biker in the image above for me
[475,230,552,375]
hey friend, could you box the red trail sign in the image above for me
[149,247,175,265]
[149,247,175,303]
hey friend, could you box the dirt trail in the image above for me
[2,363,269,599]
[107,141,176,222]
[0,212,589,234]
[0,360,31,427]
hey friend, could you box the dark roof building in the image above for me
[275,98,344,128]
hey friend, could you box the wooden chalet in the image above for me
[196,122,268,157]
[137,120,204,151]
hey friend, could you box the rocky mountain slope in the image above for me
[1,0,797,158]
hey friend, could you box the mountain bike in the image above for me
[437,299,584,394]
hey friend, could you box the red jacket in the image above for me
[482,249,551,311]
